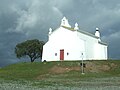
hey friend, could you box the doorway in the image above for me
[60,49,64,60]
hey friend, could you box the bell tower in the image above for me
[61,17,71,28]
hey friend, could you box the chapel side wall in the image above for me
[77,32,98,60]
[94,43,108,60]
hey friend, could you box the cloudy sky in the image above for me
[0,0,120,67]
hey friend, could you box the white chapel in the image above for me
[42,17,108,61]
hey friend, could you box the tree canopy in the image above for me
[15,39,45,62]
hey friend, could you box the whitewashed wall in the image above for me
[77,31,98,60]
[42,27,85,61]
[42,27,108,61]
[94,43,107,60]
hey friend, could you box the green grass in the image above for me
[0,60,120,80]
[0,60,120,89]
[0,62,53,80]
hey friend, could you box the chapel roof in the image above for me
[61,26,107,45]
[62,25,99,39]
[49,17,107,46]
[98,41,107,46]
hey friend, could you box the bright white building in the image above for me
[42,17,108,61]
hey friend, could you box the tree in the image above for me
[15,39,45,62]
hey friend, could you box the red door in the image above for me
[60,49,64,60]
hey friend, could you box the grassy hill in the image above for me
[0,60,120,80]
[0,60,120,89]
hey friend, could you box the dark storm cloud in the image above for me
[59,0,120,59]
[0,32,26,67]
[0,0,120,67]
[0,0,64,67]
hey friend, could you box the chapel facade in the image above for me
[42,17,108,61]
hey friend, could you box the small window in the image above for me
[55,53,57,56]
[81,53,83,55]
[67,52,69,55]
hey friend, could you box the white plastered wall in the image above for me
[42,27,85,61]
[77,31,98,60]
[94,43,107,60]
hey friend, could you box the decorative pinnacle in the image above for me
[74,22,79,30]
[49,28,52,35]
[49,28,52,32]
[96,28,99,31]
[75,23,78,27]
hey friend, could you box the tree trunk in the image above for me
[30,57,35,63]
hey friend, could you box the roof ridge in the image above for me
[61,26,75,31]
[61,26,98,39]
